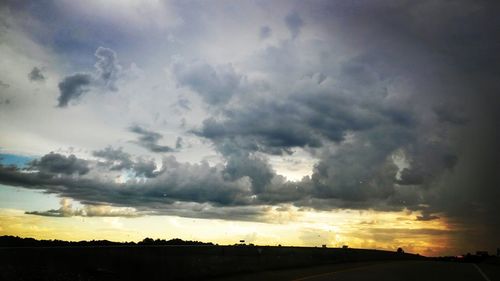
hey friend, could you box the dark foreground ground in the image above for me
[1,245,498,281]
[213,260,500,281]
[0,245,420,281]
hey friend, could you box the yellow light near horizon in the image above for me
[0,207,452,256]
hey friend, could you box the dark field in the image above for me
[214,260,500,281]
[0,245,424,281]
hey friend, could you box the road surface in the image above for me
[213,261,500,281]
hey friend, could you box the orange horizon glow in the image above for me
[0,206,455,257]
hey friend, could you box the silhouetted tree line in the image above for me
[432,252,498,263]
[0,235,213,247]
[137,237,213,246]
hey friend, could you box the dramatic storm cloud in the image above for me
[0,0,498,255]
[29,152,90,175]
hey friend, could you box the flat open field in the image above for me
[213,260,500,281]
[0,245,423,281]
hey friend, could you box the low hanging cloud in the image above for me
[416,213,440,222]
[0,143,432,219]
[0,153,256,214]
[29,152,90,175]
[129,125,175,153]
[93,146,160,178]
[57,47,122,107]
[93,146,133,171]
[26,198,141,217]
[26,198,77,217]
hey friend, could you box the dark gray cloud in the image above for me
[29,152,89,175]
[93,146,133,170]
[129,125,175,153]
[153,202,275,222]
[189,0,499,253]
[218,141,275,194]
[397,168,424,185]
[57,73,92,107]
[57,47,122,107]
[285,11,303,39]
[297,0,500,252]
[171,59,245,105]
[93,146,159,178]
[433,106,468,125]
[259,25,271,40]
[308,129,407,204]
[196,79,413,155]
[0,154,254,215]
[397,145,457,186]
[28,67,45,82]
[132,158,159,178]
[0,147,407,220]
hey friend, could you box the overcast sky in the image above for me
[0,0,499,256]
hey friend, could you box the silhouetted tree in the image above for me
[140,237,155,245]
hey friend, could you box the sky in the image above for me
[0,0,498,257]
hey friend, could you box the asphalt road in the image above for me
[213,261,500,281]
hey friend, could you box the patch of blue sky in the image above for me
[0,154,63,212]
[0,154,34,168]
[0,184,61,212]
